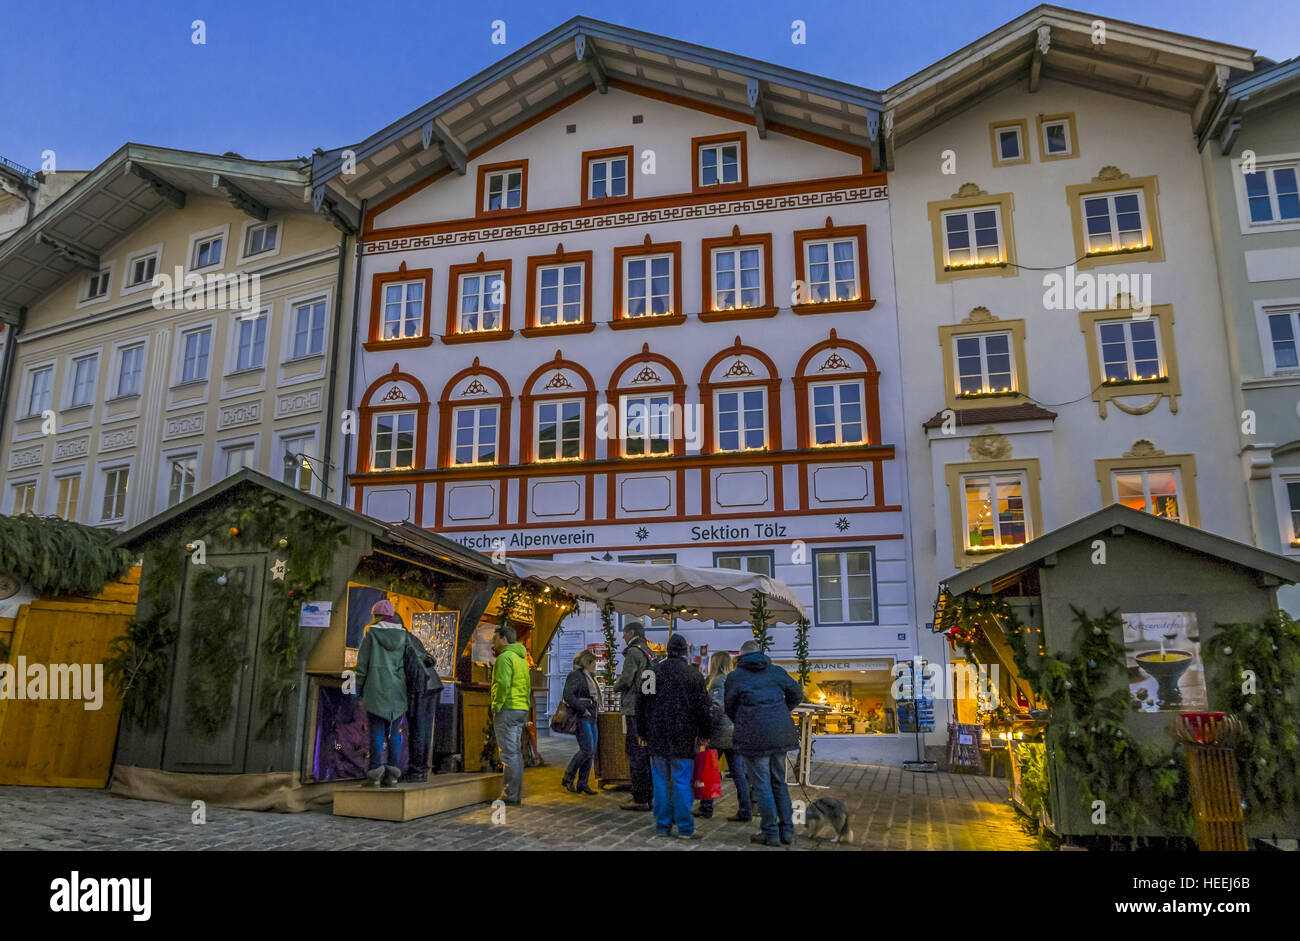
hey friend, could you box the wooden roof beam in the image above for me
[35,231,99,271]
[747,77,768,139]
[213,174,269,221]
[423,119,467,176]
[125,159,186,210]
[576,33,608,94]
[1029,26,1049,92]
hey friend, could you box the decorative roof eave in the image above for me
[1200,56,1300,151]
[311,15,883,207]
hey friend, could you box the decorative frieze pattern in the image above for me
[218,401,262,430]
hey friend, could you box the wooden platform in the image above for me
[332,772,503,822]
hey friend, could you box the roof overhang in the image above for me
[311,16,884,212]
[942,503,1300,597]
[882,4,1255,166]
[0,144,311,317]
[1201,56,1300,152]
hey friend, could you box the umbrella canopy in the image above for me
[506,558,806,625]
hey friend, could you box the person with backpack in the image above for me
[403,626,444,783]
[560,649,600,794]
[694,651,751,822]
[637,633,712,839]
[611,620,654,811]
[354,599,409,787]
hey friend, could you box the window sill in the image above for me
[170,379,209,392]
[792,299,876,315]
[520,323,597,337]
[579,194,634,209]
[608,313,687,330]
[105,393,142,405]
[363,337,434,352]
[282,352,326,366]
[691,181,746,196]
[442,329,516,345]
[224,365,266,379]
[699,305,779,322]
[943,262,1007,273]
[61,403,94,414]
[955,391,1022,401]
[1101,378,1167,389]
[1084,246,1153,260]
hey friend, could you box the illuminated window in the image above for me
[623,255,673,317]
[962,473,1029,550]
[715,388,766,452]
[1286,480,1300,545]
[458,271,506,333]
[1082,190,1148,254]
[101,467,129,522]
[620,393,672,456]
[536,400,581,461]
[810,381,864,446]
[1097,318,1163,383]
[281,434,315,491]
[372,412,417,470]
[56,475,81,521]
[942,208,1004,268]
[954,332,1015,396]
[803,239,858,302]
[536,264,583,326]
[452,406,498,465]
[711,247,763,310]
[382,281,425,339]
[1114,469,1184,523]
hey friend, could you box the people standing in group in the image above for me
[490,624,532,805]
[611,620,655,811]
[355,600,409,788]
[725,639,805,846]
[560,650,601,795]
[694,651,752,823]
[637,633,712,839]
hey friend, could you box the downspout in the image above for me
[0,307,27,472]
[340,199,367,511]
[321,227,349,503]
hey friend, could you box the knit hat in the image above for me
[667,634,689,657]
[371,599,395,620]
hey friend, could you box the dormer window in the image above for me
[479,161,527,214]
[698,140,741,186]
[85,269,110,300]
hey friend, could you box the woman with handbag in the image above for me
[694,652,752,821]
[559,650,601,794]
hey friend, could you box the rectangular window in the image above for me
[223,444,253,478]
[712,247,763,310]
[281,434,315,491]
[180,329,211,383]
[458,272,505,333]
[963,473,1028,550]
[804,239,859,302]
[1097,318,1162,383]
[86,270,110,300]
[1114,468,1184,522]
[588,156,627,199]
[623,255,673,317]
[245,222,278,256]
[619,556,676,629]
[27,367,53,416]
[484,168,523,212]
[382,281,424,339]
[1042,119,1072,156]
[452,406,498,466]
[814,549,876,625]
[955,332,1015,396]
[372,412,417,470]
[167,457,197,506]
[810,381,864,446]
[193,234,223,269]
[1244,164,1300,224]
[942,208,1004,268]
[621,393,673,457]
[536,400,582,461]
[234,315,267,371]
[292,300,327,358]
[12,483,37,516]
[128,253,158,287]
[537,264,583,326]
[70,355,98,407]
[1268,308,1300,371]
[997,126,1023,161]
[715,388,766,452]
[117,345,145,397]
[56,475,81,521]
[698,141,741,186]
[715,551,774,626]
[1287,480,1300,545]
[1082,190,1148,253]
[101,467,129,522]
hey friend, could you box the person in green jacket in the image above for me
[355,599,409,787]
[490,624,531,804]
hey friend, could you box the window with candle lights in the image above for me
[1065,172,1164,269]
[1082,189,1149,255]
[1094,449,1199,527]
[942,207,1005,269]
[1096,317,1164,384]
[791,220,871,312]
[954,331,1017,398]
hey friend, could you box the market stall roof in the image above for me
[111,469,512,583]
[506,557,806,624]
[943,503,1300,598]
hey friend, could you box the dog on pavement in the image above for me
[803,797,855,844]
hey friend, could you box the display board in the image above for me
[410,610,459,679]
[1122,611,1206,711]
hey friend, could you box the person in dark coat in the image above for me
[694,651,751,822]
[612,620,654,811]
[560,649,601,794]
[402,627,444,783]
[725,639,804,846]
[637,633,711,839]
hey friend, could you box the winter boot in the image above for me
[381,765,402,787]
[364,767,384,787]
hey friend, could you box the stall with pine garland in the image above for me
[935,503,1300,845]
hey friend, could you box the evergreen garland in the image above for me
[106,544,183,732]
[183,568,251,740]
[749,591,772,653]
[355,554,438,600]
[0,514,135,596]
[600,602,618,686]
[794,616,811,687]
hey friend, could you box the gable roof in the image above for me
[0,144,310,322]
[111,468,511,583]
[1201,54,1300,151]
[882,4,1255,165]
[311,16,884,212]
[943,503,1300,597]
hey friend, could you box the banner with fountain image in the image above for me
[1123,611,1206,712]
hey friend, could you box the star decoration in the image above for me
[271,558,287,580]
[635,527,649,542]
[835,517,850,533]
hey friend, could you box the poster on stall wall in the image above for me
[410,610,458,679]
[471,622,498,665]
[1122,611,1206,712]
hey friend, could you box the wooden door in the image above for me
[162,554,266,773]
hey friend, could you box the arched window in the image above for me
[699,337,781,454]
[606,343,687,458]
[437,357,513,467]
[357,364,431,473]
[793,329,882,449]
[521,351,597,464]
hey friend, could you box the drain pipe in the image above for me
[0,307,27,472]
[338,199,367,510]
[321,227,350,502]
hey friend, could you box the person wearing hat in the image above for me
[637,633,711,839]
[611,620,655,810]
[560,649,600,794]
[355,599,410,787]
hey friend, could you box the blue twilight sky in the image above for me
[2,0,1295,172]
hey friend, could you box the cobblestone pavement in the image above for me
[0,738,1044,851]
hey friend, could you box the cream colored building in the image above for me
[0,145,356,527]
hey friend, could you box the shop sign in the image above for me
[778,659,893,672]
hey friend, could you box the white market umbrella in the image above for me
[506,557,806,626]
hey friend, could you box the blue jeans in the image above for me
[493,709,528,801]
[744,751,793,840]
[699,750,751,818]
[650,756,695,835]
[367,713,404,773]
[564,718,598,788]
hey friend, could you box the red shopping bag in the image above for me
[692,748,722,799]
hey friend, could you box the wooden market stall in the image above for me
[935,503,1300,843]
